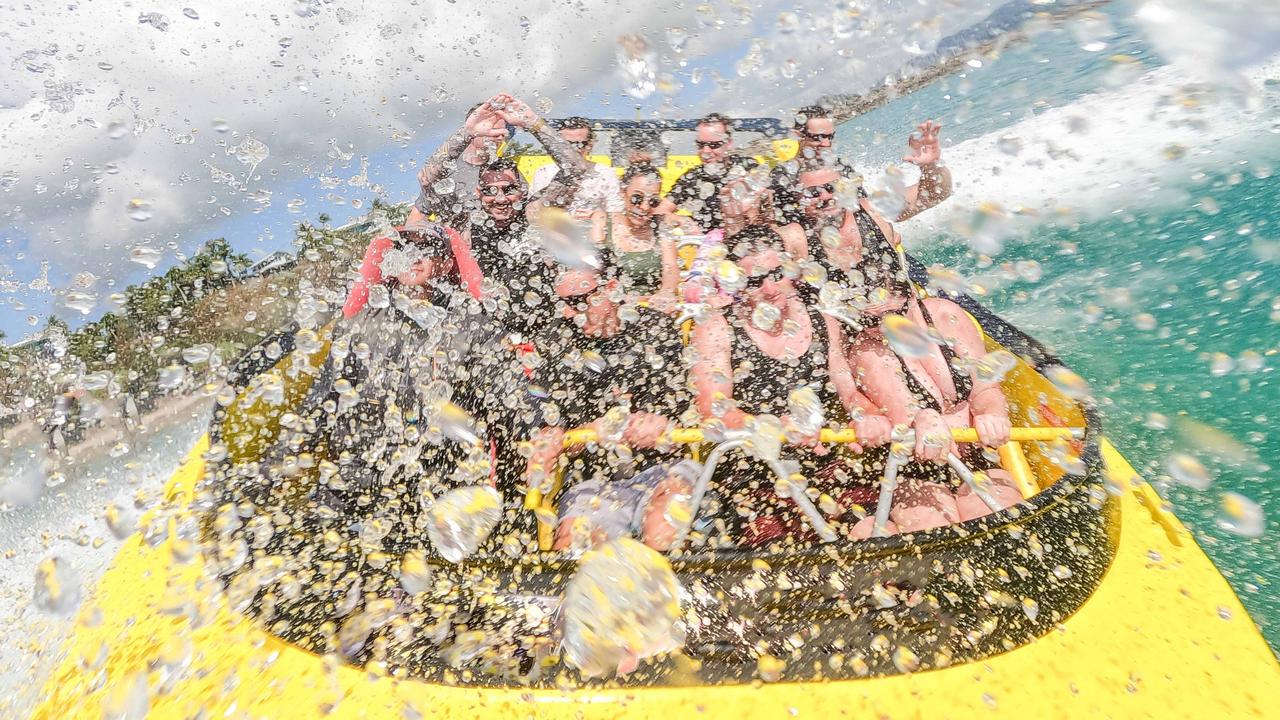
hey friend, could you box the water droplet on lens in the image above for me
[105,501,139,539]
[1045,365,1092,402]
[129,244,162,268]
[64,291,97,315]
[34,556,82,614]
[126,199,153,222]
[425,486,501,563]
[562,538,684,678]
[751,302,781,331]
[1216,492,1264,537]
[882,314,935,358]
[1164,452,1212,490]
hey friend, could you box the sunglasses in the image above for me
[801,183,836,198]
[398,229,442,249]
[481,184,523,199]
[567,139,592,150]
[802,131,835,142]
[744,266,788,291]
[696,139,728,150]
[629,193,663,209]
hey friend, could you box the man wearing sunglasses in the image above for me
[407,94,589,238]
[666,113,760,231]
[772,105,953,225]
[528,117,623,221]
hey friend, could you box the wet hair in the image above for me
[793,105,831,131]
[560,116,594,142]
[621,163,662,186]
[699,112,733,136]
[728,225,785,267]
[480,158,526,186]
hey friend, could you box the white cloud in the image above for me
[0,0,1009,300]
[0,0,708,280]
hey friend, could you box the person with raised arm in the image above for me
[772,106,953,225]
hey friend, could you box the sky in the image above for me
[2,0,1277,341]
[0,0,1019,341]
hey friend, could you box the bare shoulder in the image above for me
[922,296,983,350]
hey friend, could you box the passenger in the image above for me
[689,247,888,545]
[586,164,690,308]
[787,165,906,310]
[555,460,702,552]
[616,130,667,167]
[717,172,805,276]
[772,106,953,225]
[521,253,693,551]
[665,113,760,231]
[845,281,1023,537]
[364,94,587,326]
[405,95,512,233]
[528,116,623,221]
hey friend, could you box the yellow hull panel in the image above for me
[33,436,1279,719]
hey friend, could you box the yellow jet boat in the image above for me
[34,121,1279,718]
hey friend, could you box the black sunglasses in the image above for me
[567,139,591,150]
[696,139,728,150]
[802,131,835,142]
[802,183,836,198]
[481,184,523,198]
[628,193,662,209]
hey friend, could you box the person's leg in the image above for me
[890,479,959,532]
[640,473,694,550]
[954,468,1022,521]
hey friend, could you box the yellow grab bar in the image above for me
[560,426,1082,447]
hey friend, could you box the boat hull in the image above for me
[31,437,1279,718]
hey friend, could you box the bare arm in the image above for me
[499,99,591,209]
[923,298,1008,421]
[824,316,875,416]
[416,125,473,202]
[897,163,953,222]
[896,120,952,222]
[657,226,681,297]
[691,312,748,428]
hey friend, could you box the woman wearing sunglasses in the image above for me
[586,164,693,312]
[842,257,1023,537]
[688,246,890,546]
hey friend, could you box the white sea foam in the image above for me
[894,57,1280,249]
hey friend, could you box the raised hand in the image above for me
[902,120,942,166]
[465,97,509,140]
[494,96,539,129]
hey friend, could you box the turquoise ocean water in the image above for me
[838,8,1280,649]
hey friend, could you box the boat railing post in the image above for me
[946,452,1003,512]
